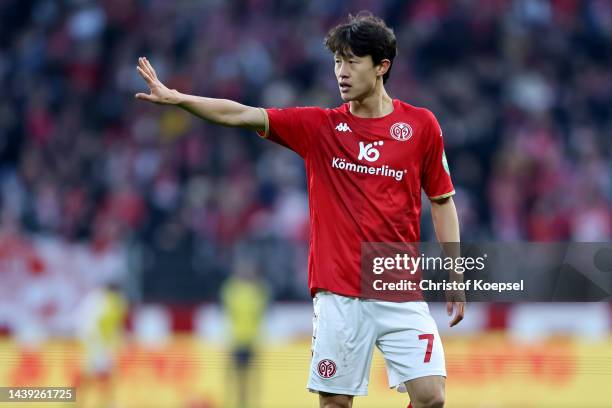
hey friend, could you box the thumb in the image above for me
[135,93,154,101]
[446,301,453,316]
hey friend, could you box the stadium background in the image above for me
[0,0,611,407]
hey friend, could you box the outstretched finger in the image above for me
[138,57,154,79]
[143,57,158,80]
[136,66,153,84]
[138,58,152,77]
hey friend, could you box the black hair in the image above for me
[324,11,397,84]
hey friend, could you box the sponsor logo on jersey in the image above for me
[331,141,407,182]
[390,122,413,141]
[317,359,337,378]
[357,141,383,162]
[335,122,352,132]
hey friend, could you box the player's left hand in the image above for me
[446,295,465,327]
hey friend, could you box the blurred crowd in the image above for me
[0,0,611,303]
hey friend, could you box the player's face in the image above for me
[334,52,380,102]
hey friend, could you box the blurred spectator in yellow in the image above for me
[76,282,128,408]
[221,253,269,408]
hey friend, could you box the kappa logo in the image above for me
[335,122,352,132]
[317,359,337,378]
[358,141,383,162]
[390,122,413,141]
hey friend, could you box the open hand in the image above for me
[134,57,180,105]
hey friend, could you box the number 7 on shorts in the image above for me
[418,333,434,363]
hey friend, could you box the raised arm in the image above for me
[134,57,266,132]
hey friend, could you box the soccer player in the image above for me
[76,282,127,408]
[135,12,464,408]
[221,255,269,408]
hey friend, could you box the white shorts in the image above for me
[307,291,446,396]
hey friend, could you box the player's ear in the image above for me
[376,59,391,79]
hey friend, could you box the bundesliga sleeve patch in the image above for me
[442,150,450,175]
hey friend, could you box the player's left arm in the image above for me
[430,196,465,327]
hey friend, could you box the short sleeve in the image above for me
[421,111,455,200]
[256,106,326,158]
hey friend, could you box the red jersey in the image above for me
[258,99,454,298]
